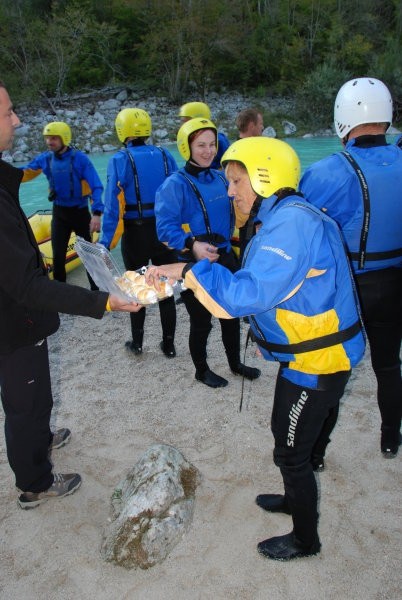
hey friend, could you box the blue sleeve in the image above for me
[99,155,122,248]
[19,153,49,183]
[20,153,47,171]
[77,153,104,212]
[189,205,323,317]
[155,175,189,251]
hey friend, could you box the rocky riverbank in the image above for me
[5,87,335,163]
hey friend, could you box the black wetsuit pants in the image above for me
[121,219,177,344]
[51,204,97,289]
[180,250,242,373]
[271,370,350,547]
[356,267,402,441]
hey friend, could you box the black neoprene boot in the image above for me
[195,368,228,388]
[255,494,291,514]
[311,455,325,472]
[381,427,402,458]
[230,362,261,380]
[160,335,176,358]
[257,532,321,561]
[125,329,144,355]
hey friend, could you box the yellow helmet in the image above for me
[221,137,301,198]
[177,118,217,161]
[43,121,71,146]
[178,101,211,120]
[115,108,152,142]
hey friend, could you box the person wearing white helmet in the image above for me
[300,77,402,460]
[20,121,104,290]
[146,136,365,560]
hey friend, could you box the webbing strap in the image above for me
[348,247,402,261]
[125,149,143,219]
[250,320,361,354]
[341,151,370,270]
[179,171,234,244]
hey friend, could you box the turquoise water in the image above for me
[18,136,398,216]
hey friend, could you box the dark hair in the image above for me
[236,108,262,133]
[188,128,217,146]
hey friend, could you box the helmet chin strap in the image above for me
[245,195,263,241]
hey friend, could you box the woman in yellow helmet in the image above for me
[155,118,261,388]
[178,101,230,169]
[147,136,365,561]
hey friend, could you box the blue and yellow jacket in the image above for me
[155,165,234,254]
[100,142,177,249]
[20,147,104,213]
[300,135,402,274]
[182,194,365,388]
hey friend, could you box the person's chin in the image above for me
[236,203,248,215]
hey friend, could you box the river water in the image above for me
[18,136,399,216]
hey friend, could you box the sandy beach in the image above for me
[0,263,401,600]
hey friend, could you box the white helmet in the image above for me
[334,77,393,139]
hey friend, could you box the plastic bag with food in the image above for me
[75,238,174,304]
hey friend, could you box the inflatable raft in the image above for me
[28,209,98,278]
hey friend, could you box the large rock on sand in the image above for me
[101,444,199,569]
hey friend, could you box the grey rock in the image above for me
[116,89,128,102]
[14,124,30,137]
[93,111,106,125]
[99,98,121,111]
[102,144,118,153]
[11,91,304,156]
[153,128,168,139]
[15,140,29,152]
[101,443,199,569]
[282,120,297,135]
[262,126,276,138]
[11,150,28,162]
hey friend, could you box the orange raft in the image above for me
[28,209,98,279]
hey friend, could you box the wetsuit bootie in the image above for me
[311,455,325,472]
[381,428,402,458]
[195,369,228,388]
[257,532,321,561]
[230,362,261,380]
[160,336,176,358]
[125,329,144,355]
[125,341,142,355]
[255,494,291,514]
